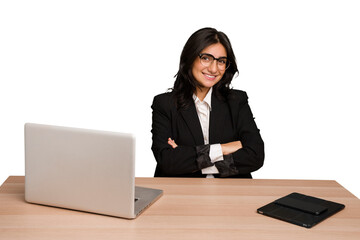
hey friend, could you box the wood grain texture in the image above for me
[0,176,359,240]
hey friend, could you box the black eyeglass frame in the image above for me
[198,53,231,70]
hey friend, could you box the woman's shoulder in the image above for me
[227,89,249,103]
[152,91,176,110]
[153,91,175,104]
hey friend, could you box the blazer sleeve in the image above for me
[151,94,210,176]
[226,92,265,175]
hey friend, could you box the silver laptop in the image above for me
[24,123,163,219]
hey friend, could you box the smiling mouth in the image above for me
[203,73,217,80]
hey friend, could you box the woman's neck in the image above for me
[195,87,210,101]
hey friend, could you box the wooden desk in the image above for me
[0,176,359,239]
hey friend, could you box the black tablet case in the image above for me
[257,192,345,228]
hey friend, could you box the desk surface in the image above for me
[0,176,359,240]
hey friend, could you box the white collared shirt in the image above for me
[193,87,224,177]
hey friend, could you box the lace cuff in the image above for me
[214,154,239,177]
[195,144,214,169]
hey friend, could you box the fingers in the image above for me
[168,138,178,149]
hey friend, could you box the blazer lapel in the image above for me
[180,102,204,145]
[209,94,228,144]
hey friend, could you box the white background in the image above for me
[1,0,359,198]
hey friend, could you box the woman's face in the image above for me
[192,42,227,94]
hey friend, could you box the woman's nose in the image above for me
[208,60,218,73]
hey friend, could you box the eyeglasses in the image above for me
[199,53,230,70]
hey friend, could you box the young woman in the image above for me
[151,27,264,178]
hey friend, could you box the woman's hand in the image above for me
[168,138,242,155]
[221,141,242,155]
[168,138,178,149]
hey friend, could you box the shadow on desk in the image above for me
[0,176,359,240]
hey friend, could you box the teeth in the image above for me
[205,74,215,78]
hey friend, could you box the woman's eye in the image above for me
[201,56,210,61]
[219,59,227,65]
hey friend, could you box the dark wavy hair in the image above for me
[172,27,238,110]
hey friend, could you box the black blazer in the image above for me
[151,89,264,178]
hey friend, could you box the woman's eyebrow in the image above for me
[201,53,228,58]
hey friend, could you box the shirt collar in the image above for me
[193,87,213,109]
